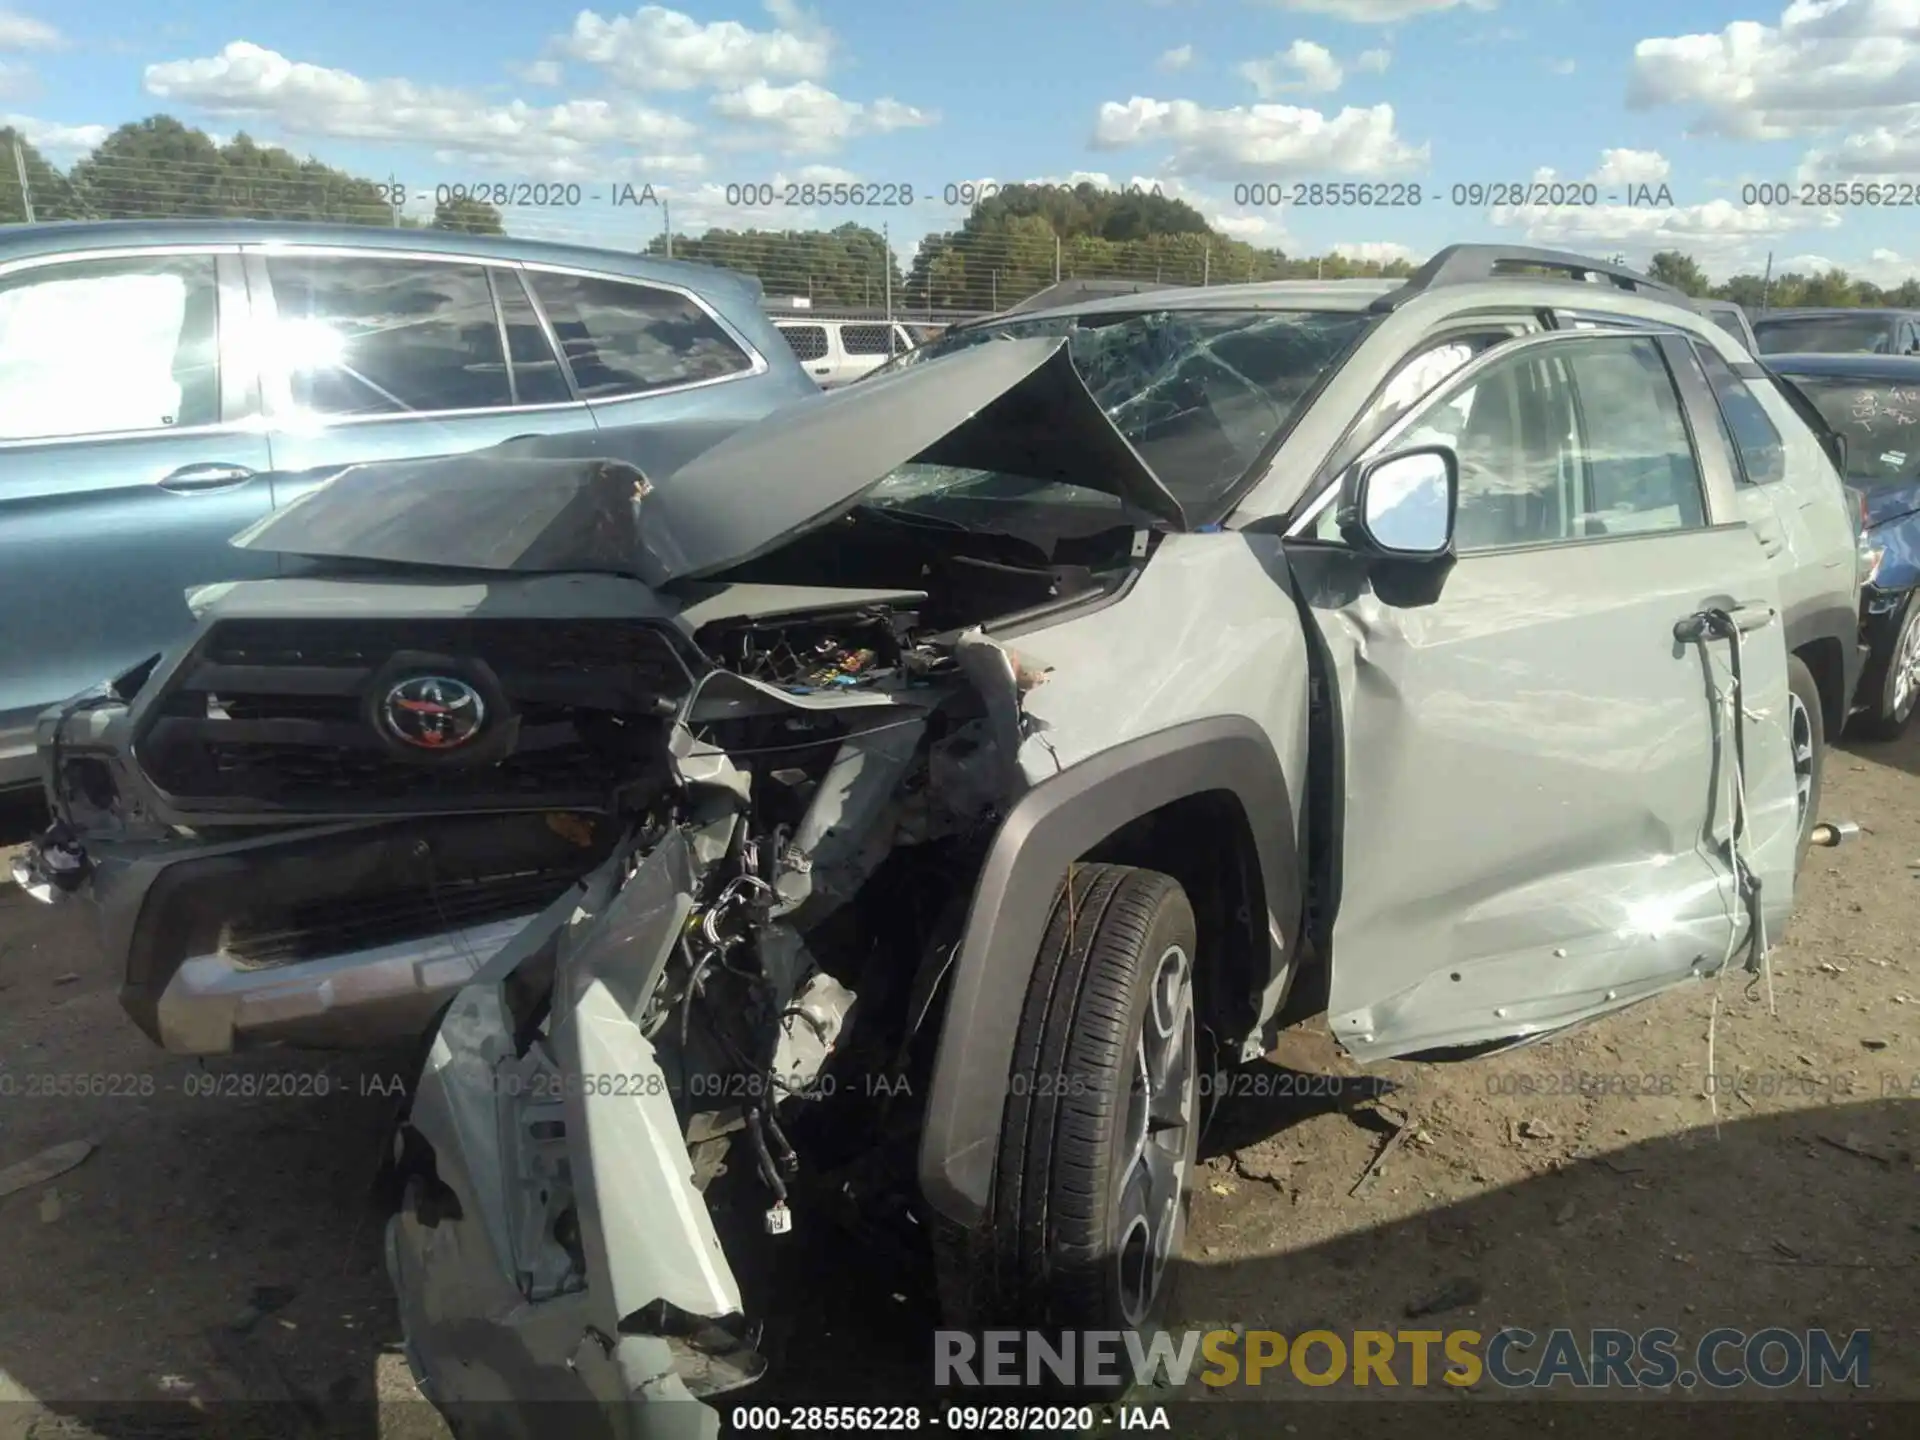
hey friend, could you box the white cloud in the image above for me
[1354,48,1393,72]
[1591,147,1672,186]
[1091,96,1427,179]
[1549,57,1576,75]
[513,59,564,86]
[0,11,59,50]
[1158,44,1196,72]
[1331,240,1420,264]
[1628,0,1920,141]
[1774,247,1918,286]
[1494,195,1829,254]
[1801,109,1920,177]
[709,79,935,154]
[1485,150,1835,269]
[1241,41,1345,95]
[1213,212,1284,241]
[1,111,106,153]
[144,42,697,169]
[559,1,831,91]
[1264,0,1496,20]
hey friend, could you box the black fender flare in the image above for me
[916,714,1301,1229]
[1783,597,1865,728]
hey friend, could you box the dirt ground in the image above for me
[0,723,1916,1438]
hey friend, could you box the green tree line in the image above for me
[0,115,504,233]
[3,115,1916,311]
[1645,248,1920,311]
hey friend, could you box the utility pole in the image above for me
[387,173,400,227]
[883,221,895,338]
[12,136,34,223]
[662,201,673,258]
[1761,250,1774,311]
[1053,232,1061,283]
[1202,244,1210,286]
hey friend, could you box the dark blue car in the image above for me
[0,220,819,790]
[1769,352,1920,737]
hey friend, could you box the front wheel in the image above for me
[1849,591,1920,742]
[935,863,1200,1346]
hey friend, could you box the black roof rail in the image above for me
[1371,244,1685,313]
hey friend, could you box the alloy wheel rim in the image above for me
[1788,690,1815,836]
[1114,943,1197,1329]
[1892,608,1920,719]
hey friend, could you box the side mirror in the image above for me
[1344,445,1458,558]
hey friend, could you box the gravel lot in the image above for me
[0,725,1916,1437]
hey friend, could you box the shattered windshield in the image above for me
[1753,314,1897,356]
[865,308,1371,521]
[1782,373,1920,486]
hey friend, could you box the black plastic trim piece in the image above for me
[1372,244,1684,314]
[916,715,1301,1229]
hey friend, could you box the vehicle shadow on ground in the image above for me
[1834,727,1920,783]
[0,787,46,845]
[745,1093,1920,1437]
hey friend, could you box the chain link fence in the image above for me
[0,140,1420,328]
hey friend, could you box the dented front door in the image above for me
[1290,329,1800,1062]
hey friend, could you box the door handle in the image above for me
[157,462,257,493]
[1674,603,1776,642]
[1752,519,1785,556]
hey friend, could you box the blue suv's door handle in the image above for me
[157,462,257,493]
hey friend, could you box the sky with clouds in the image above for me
[2,0,1918,282]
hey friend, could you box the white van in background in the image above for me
[775,318,922,387]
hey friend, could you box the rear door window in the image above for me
[523,270,754,398]
[1692,342,1787,484]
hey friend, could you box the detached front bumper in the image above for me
[384,832,762,1438]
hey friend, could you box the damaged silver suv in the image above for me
[17,246,1860,1429]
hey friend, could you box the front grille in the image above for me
[135,617,697,814]
[224,866,576,967]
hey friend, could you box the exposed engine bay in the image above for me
[363,536,1118,1409]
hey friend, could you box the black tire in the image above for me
[1848,591,1920,742]
[933,863,1201,1351]
[1786,654,1824,873]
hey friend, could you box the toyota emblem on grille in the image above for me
[381,675,485,750]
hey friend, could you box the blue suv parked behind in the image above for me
[0,220,817,790]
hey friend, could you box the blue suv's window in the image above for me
[523,271,753,398]
[266,254,514,418]
[0,254,221,439]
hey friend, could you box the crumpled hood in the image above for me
[227,336,1183,590]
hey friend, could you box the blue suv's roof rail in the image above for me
[1371,244,1685,313]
